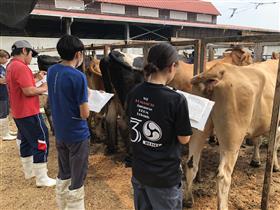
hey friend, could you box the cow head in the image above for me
[225,47,253,66]
[191,63,226,98]
[272,52,280,60]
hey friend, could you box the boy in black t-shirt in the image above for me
[127,43,193,210]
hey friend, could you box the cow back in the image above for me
[37,55,61,71]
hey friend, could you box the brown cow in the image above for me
[185,60,279,210]
[83,56,107,144]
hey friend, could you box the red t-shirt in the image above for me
[6,58,40,119]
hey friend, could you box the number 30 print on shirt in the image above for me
[130,117,163,148]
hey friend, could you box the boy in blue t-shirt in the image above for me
[47,35,90,210]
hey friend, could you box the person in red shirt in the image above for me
[6,40,56,187]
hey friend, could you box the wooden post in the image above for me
[143,45,149,66]
[199,40,207,73]
[65,18,73,35]
[104,45,110,56]
[193,40,201,76]
[208,45,215,61]
[254,43,263,62]
[261,58,280,210]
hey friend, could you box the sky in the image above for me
[207,0,280,30]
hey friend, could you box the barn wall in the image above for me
[173,27,241,39]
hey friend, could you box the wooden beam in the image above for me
[171,40,197,46]
[261,58,280,210]
[86,40,162,50]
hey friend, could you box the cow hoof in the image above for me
[250,160,261,168]
[273,166,280,172]
[183,198,193,208]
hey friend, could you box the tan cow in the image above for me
[185,60,280,210]
[169,47,253,92]
[272,52,280,60]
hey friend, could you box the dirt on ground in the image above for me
[0,122,280,210]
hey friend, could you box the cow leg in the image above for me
[105,99,118,154]
[87,112,96,144]
[44,99,54,135]
[250,137,262,167]
[216,148,240,210]
[184,126,212,208]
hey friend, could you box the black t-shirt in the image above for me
[127,82,193,188]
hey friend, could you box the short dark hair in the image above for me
[11,47,32,57]
[0,49,10,58]
[56,34,84,61]
[144,43,178,76]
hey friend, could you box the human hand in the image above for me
[0,77,6,84]
[40,82,48,93]
[37,140,47,151]
[38,71,47,80]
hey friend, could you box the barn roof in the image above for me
[95,0,221,16]
[31,9,279,33]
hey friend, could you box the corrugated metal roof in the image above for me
[31,9,279,33]
[95,0,221,15]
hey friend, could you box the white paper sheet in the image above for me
[88,89,114,113]
[35,75,47,87]
[35,75,48,95]
[176,90,215,131]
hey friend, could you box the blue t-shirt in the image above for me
[47,64,90,143]
[0,65,8,100]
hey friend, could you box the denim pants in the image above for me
[0,100,9,118]
[131,176,183,210]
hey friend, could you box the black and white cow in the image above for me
[100,51,144,154]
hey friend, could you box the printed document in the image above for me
[36,75,48,95]
[88,89,114,113]
[177,90,215,131]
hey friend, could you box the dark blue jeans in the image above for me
[0,100,9,118]
[56,139,89,190]
[14,114,49,163]
[131,176,183,210]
